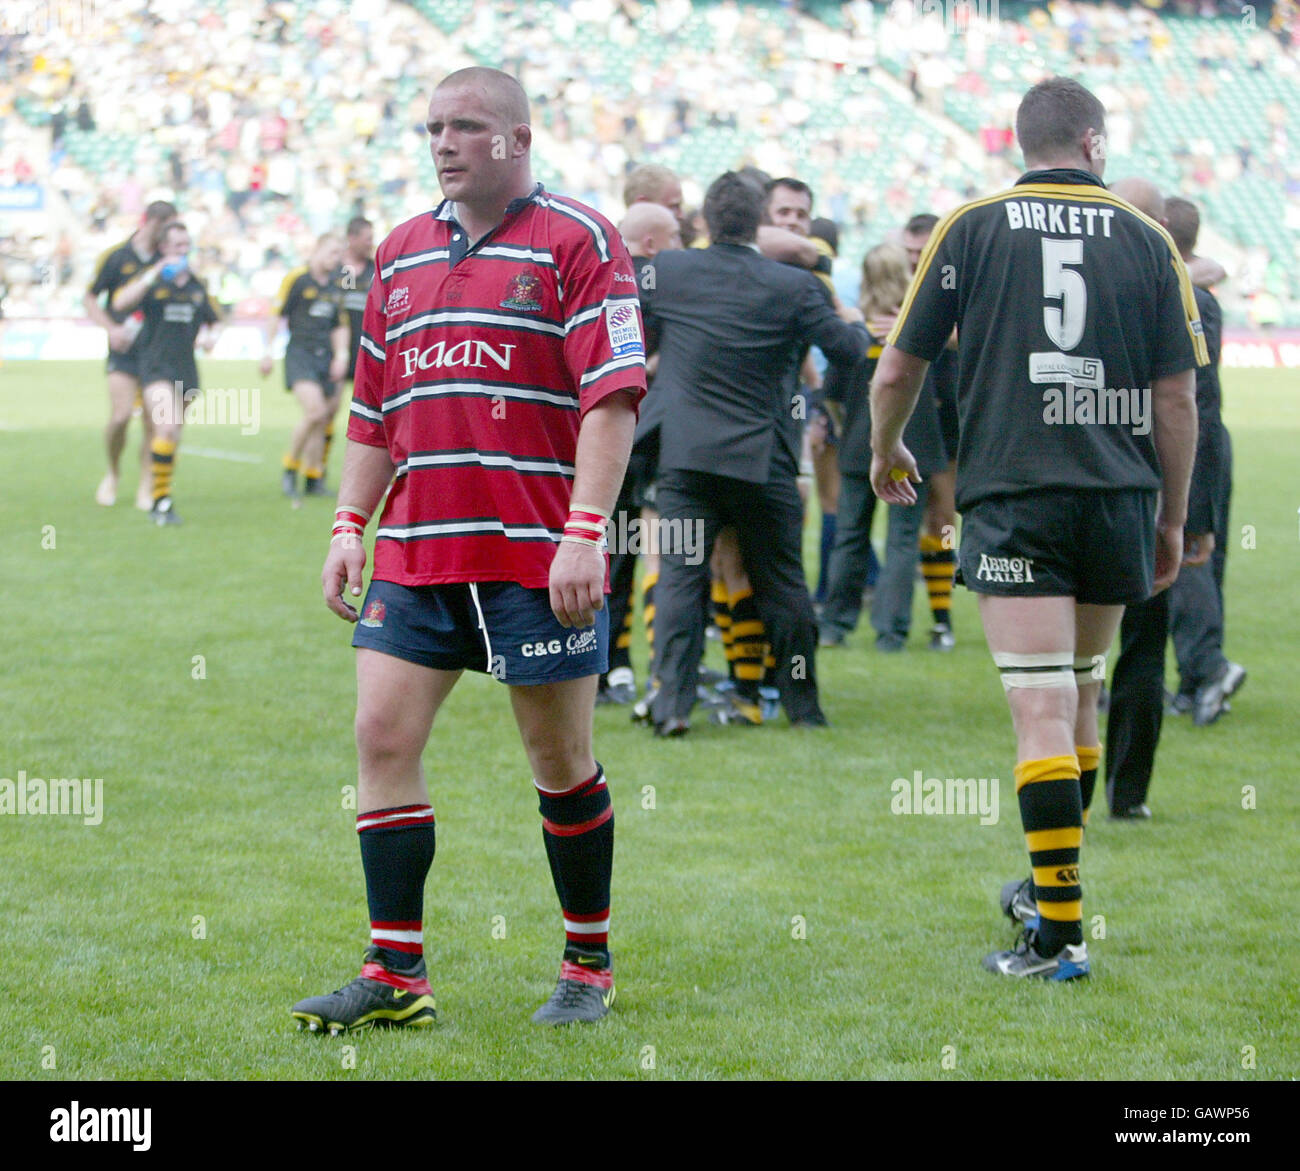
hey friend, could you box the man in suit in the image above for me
[641,172,869,734]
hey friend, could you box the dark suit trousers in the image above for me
[819,472,879,640]
[1105,588,1169,813]
[651,468,824,724]
[1171,426,1233,693]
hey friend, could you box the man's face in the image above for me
[349,226,374,257]
[146,216,175,252]
[161,228,189,261]
[768,184,812,237]
[427,84,516,206]
[647,218,682,257]
[656,179,684,222]
[901,229,932,274]
[316,238,344,271]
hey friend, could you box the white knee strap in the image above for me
[992,651,1076,691]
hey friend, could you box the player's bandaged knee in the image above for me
[992,652,1075,691]
[1073,654,1104,682]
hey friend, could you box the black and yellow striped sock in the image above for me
[1076,744,1100,828]
[610,600,634,672]
[919,533,955,629]
[303,464,323,489]
[322,421,336,470]
[728,587,765,703]
[1015,754,1083,955]
[712,578,734,677]
[151,437,177,501]
[282,453,300,472]
[642,571,658,659]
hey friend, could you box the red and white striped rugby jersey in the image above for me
[348,184,647,588]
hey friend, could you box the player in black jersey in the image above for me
[330,217,376,480]
[84,200,176,510]
[871,78,1205,981]
[111,222,222,525]
[262,234,349,499]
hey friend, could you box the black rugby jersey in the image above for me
[88,238,155,324]
[334,256,376,369]
[889,168,1208,511]
[136,273,220,375]
[274,267,341,352]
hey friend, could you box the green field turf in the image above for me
[1,360,1296,1080]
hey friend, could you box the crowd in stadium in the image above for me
[1,0,1298,324]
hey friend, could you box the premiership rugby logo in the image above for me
[605,303,643,358]
[975,554,1035,584]
[359,600,386,628]
[500,272,542,312]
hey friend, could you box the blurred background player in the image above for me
[262,234,350,499]
[331,217,377,484]
[84,200,176,511]
[110,222,221,525]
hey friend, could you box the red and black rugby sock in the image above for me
[356,803,437,975]
[537,766,613,968]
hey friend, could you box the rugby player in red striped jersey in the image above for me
[290,68,645,1033]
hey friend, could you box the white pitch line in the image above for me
[182,446,264,464]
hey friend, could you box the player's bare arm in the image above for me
[110,260,166,316]
[756,225,818,268]
[258,310,282,377]
[322,440,396,622]
[1151,367,1198,592]
[550,391,638,630]
[1187,254,1227,289]
[869,344,929,504]
[329,322,350,384]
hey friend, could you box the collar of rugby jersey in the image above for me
[1016,167,1106,189]
[435,182,547,265]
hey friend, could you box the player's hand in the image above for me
[549,539,604,629]
[1182,531,1215,567]
[107,324,130,352]
[1152,522,1184,593]
[259,356,273,377]
[329,353,349,383]
[836,304,865,326]
[870,443,921,505]
[323,532,367,622]
[866,311,898,339]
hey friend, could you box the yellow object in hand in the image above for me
[890,468,909,482]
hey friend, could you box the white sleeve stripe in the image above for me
[580,352,645,388]
[350,401,383,421]
[359,336,385,361]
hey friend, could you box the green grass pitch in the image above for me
[1,360,1296,1080]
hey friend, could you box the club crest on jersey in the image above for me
[359,600,387,628]
[386,286,411,315]
[500,272,542,312]
[605,303,643,358]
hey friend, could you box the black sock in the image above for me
[356,804,437,972]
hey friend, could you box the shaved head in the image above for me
[434,67,530,128]
[619,201,681,258]
[1110,176,1165,223]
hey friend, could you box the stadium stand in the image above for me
[1,0,1297,325]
